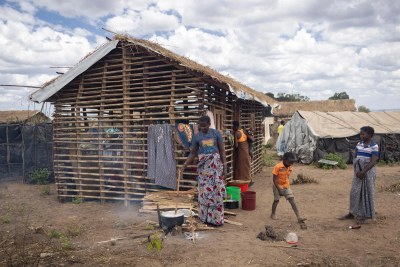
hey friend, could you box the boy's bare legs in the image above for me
[287,197,300,219]
[271,200,279,219]
[288,197,307,229]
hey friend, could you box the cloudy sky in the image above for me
[1,0,399,111]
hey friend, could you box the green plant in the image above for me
[41,185,50,195]
[29,168,50,184]
[0,215,11,224]
[60,235,73,250]
[72,197,84,204]
[262,148,277,167]
[317,153,347,169]
[49,230,73,250]
[49,229,63,239]
[67,224,85,237]
[147,232,163,252]
[264,142,272,149]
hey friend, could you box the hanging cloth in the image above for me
[147,124,177,189]
[206,110,216,129]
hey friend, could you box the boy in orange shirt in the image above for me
[271,152,307,229]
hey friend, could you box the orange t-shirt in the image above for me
[272,161,292,189]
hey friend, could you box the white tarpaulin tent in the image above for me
[277,110,400,164]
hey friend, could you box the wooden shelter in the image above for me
[273,99,357,120]
[30,35,277,205]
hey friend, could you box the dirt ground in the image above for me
[1,161,400,267]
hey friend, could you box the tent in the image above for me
[276,110,400,164]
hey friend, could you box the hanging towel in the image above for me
[206,110,216,129]
[147,124,177,189]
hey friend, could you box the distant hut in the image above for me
[0,110,52,181]
[30,35,277,204]
[273,99,357,120]
[0,110,50,124]
[270,99,357,137]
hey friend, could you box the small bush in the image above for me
[264,142,272,149]
[0,215,11,224]
[147,232,163,252]
[49,229,74,250]
[317,153,347,169]
[49,229,63,239]
[41,185,50,195]
[72,197,84,204]
[262,148,278,167]
[60,235,73,250]
[29,168,50,184]
[67,224,85,237]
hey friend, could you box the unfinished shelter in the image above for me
[30,35,276,204]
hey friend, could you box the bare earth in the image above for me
[1,163,400,267]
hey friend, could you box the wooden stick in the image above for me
[224,219,243,226]
[97,237,126,244]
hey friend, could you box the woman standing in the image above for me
[233,121,253,181]
[181,116,227,225]
[339,126,379,223]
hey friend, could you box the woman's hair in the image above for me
[199,115,211,124]
[360,126,375,136]
[233,121,240,127]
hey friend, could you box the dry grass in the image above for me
[385,182,400,193]
[291,173,319,185]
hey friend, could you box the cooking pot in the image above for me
[224,199,239,209]
[159,210,185,229]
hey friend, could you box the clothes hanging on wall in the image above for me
[147,124,177,190]
[206,110,216,129]
[175,123,193,150]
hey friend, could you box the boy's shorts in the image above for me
[273,185,294,201]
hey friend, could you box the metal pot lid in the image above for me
[161,210,185,218]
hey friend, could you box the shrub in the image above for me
[72,197,84,204]
[147,232,163,252]
[317,153,347,169]
[29,168,50,184]
[41,185,50,195]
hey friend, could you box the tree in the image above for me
[328,91,350,100]
[275,92,310,102]
[265,92,275,99]
[358,105,370,113]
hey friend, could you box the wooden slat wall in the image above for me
[238,100,264,176]
[52,42,241,204]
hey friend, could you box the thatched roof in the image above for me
[273,99,356,117]
[116,35,278,106]
[0,110,47,123]
[30,35,278,107]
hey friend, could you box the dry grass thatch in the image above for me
[291,173,319,185]
[274,99,356,117]
[0,110,46,124]
[114,35,277,106]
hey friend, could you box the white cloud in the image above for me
[0,0,399,111]
[104,6,180,36]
